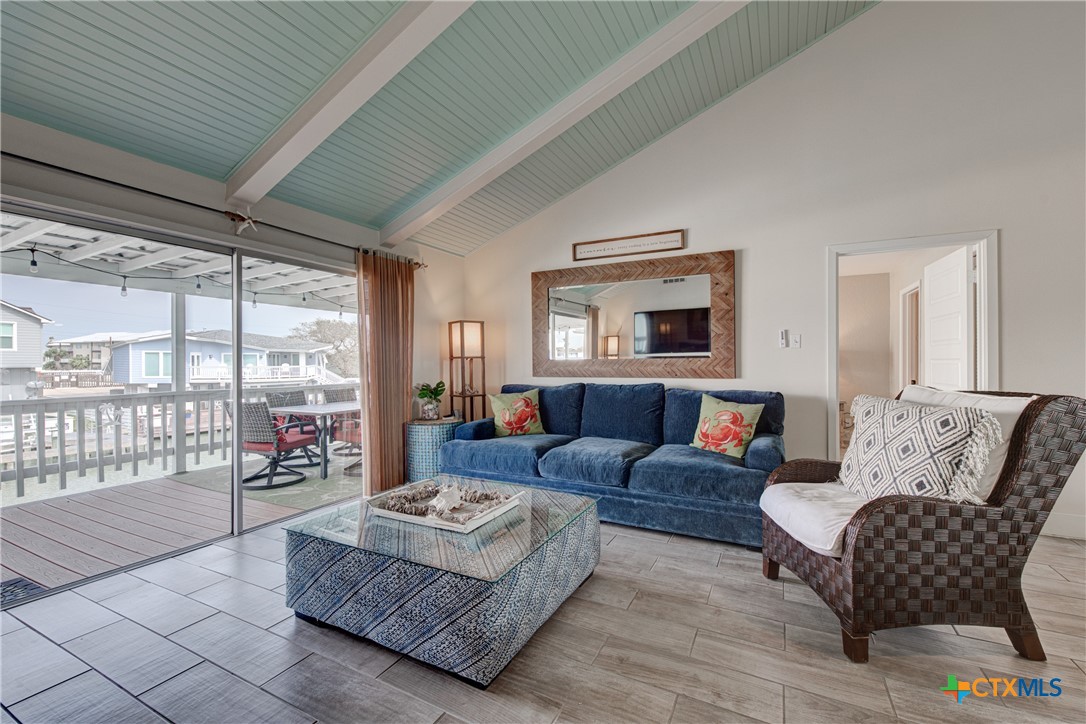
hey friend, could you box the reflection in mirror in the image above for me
[548,274,711,360]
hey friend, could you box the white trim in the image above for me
[141,350,172,379]
[0,300,53,323]
[0,218,64,251]
[897,281,921,390]
[0,321,17,351]
[827,230,1000,459]
[225,1,472,206]
[62,233,132,262]
[379,1,746,247]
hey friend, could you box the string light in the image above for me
[2,247,360,313]
[301,292,308,305]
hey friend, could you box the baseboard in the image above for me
[1041,512,1086,541]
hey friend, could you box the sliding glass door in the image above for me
[0,212,235,601]
[237,254,362,531]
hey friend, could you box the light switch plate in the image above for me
[789,333,802,349]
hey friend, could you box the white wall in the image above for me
[838,274,892,409]
[404,242,465,393]
[463,2,1086,537]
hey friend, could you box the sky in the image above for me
[0,274,355,350]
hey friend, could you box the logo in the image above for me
[941,675,1063,703]
[941,675,971,703]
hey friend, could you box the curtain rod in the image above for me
[358,247,427,269]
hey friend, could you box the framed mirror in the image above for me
[532,251,735,378]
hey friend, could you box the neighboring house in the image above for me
[46,330,157,372]
[109,329,333,390]
[0,300,53,400]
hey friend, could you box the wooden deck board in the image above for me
[0,477,301,590]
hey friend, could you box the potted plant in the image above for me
[416,381,446,420]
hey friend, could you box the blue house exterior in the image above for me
[109,330,332,389]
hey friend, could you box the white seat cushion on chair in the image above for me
[760,482,867,558]
[899,386,1036,501]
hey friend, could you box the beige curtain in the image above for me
[356,250,415,495]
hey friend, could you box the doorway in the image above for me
[827,231,1000,459]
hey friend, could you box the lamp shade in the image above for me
[604,335,619,358]
[450,320,484,357]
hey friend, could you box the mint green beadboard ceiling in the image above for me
[0,0,403,180]
[0,1,877,256]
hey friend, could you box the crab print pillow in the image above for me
[489,389,546,437]
[690,395,764,458]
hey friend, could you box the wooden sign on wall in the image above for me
[572,229,685,262]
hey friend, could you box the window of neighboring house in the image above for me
[0,322,15,350]
[142,351,172,378]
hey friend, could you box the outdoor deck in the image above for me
[0,476,301,589]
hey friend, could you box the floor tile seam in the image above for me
[140,650,319,722]
[688,625,898,703]
[0,665,89,709]
[129,569,228,598]
[260,651,402,721]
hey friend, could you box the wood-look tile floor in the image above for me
[2,520,1083,723]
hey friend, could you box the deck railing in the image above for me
[189,364,328,382]
[0,384,359,499]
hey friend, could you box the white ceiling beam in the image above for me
[251,269,336,292]
[62,234,134,261]
[289,279,355,295]
[225,1,472,207]
[242,261,298,281]
[173,257,232,278]
[0,219,64,250]
[380,1,746,248]
[117,247,191,273]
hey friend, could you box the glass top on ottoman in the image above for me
[285,475,597,582]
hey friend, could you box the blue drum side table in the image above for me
[406,418,463,481]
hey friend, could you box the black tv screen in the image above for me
[634,307,711,356]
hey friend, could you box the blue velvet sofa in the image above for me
[439,382,785,547]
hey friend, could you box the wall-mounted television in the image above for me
[633,307,711,357]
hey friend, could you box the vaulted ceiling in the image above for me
[1,1,876,256]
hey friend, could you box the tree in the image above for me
[43,347,72,370]
[290,319,359,378]
[70,355,91,370]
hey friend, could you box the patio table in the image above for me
[268,401,360,479]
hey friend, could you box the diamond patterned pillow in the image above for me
[840,395,1002,504]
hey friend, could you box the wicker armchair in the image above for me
[762,393,1086,663]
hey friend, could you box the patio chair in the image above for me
[761,392,1086,663]
[227,401,317,489]
[323,387,362,455]
[264,390,321,466]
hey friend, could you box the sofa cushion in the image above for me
[628,445,767,505]
[664,389,785,444]
[489,389,545,436]
[580,383,665,446]
[689,395,764,458]
[841,395,1002,504]
[899,385,1035,502]
[759,482,867,557]
[439,434,575,477]
[501,383,585,437]
[538,436,656,487]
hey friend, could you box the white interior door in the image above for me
[922,247,974,390]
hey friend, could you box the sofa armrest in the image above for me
[765,458,841,487]
[745,433,785,473]
[454,418,496,440]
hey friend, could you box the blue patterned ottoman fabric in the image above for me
[285,479,599,686]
